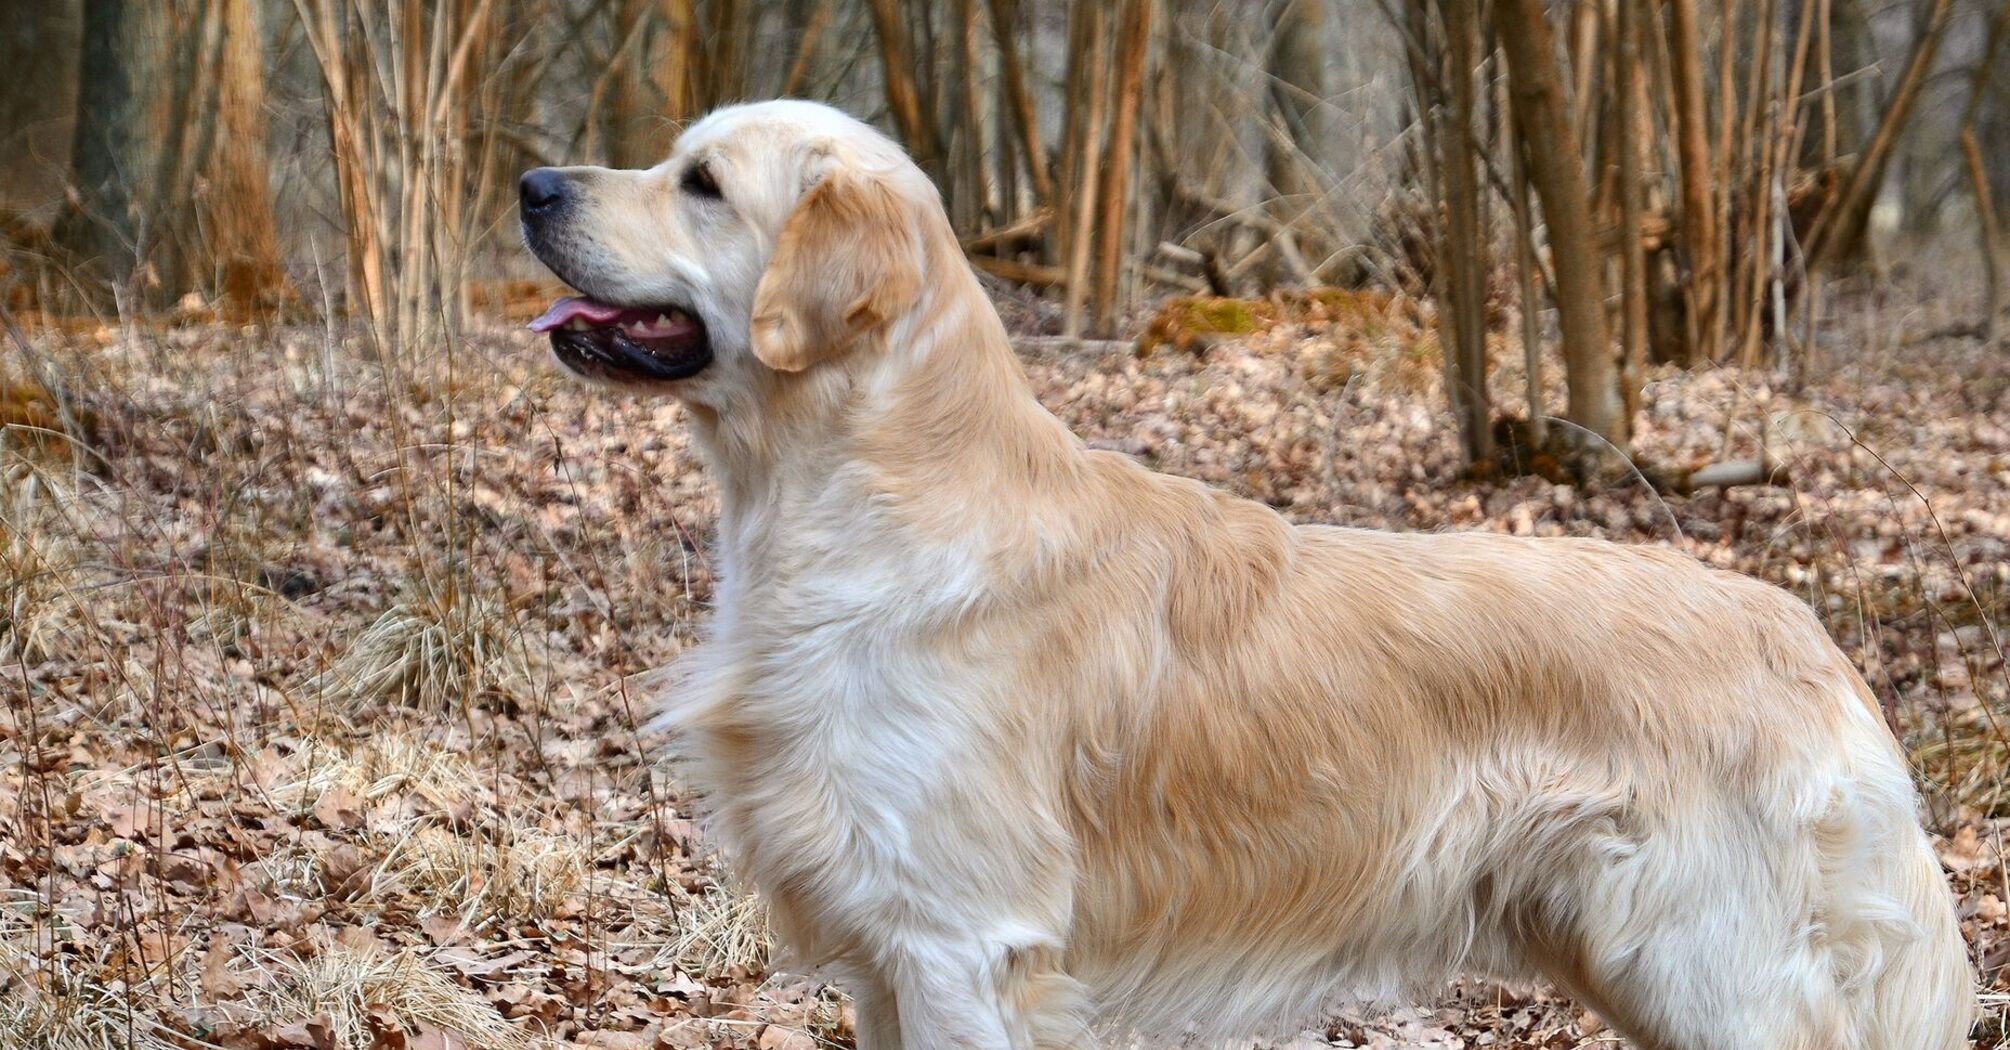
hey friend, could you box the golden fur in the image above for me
[525,101,1973,1050]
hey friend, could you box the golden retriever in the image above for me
[519,100,1971,1049]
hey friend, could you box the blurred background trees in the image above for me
[2,0,2006,472]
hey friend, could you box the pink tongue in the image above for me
[527,296,628,333]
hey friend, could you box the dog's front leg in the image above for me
[876,942,1018,1050]
[847,968,904,1050]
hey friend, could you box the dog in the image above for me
[519,100,1972,1049]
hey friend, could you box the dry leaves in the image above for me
[0,288,2006,1047]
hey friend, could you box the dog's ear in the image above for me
[750,168,923,373]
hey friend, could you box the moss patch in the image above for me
[1136,295,1278,356]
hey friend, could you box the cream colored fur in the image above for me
[528,101,1974,1050]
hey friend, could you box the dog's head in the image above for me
[519,101,937,404]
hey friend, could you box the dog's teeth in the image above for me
[565,318,589,331]
[656,314,672,328]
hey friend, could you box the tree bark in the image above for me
[1090,0,1151,337]
[866,0,940,168]
[203,0,291,318]
[781,0,830,95]
[1808,0,1955,271]
[1821,0,1877,177]
[951,0,993,230]
[1666,0,1718,367]
[1265,0,1328,283]
[986,0,1051,207]
[608,0,660,169]
[1962,0,2010,341]
[0,1,80,221]
[1497,0,1624,449]
[1505,74,1547,449]
[606,0,709,169]
[1437,0,1492,467]
[1615,0,1648,410]
[53,0,170,304]
[1060,0,1108,338]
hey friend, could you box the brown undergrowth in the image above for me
[0,300,2004,1048]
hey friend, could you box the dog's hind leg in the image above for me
[1510,798,1845,1050]
[1520,757,1968,1050]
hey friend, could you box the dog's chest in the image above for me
[694,540,1005,940]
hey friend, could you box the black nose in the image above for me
[520,168,570,215]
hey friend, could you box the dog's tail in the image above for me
[1813,745,1972,1050]
[1838,837,1972,1049]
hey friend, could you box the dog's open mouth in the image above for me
[528,296,713,381]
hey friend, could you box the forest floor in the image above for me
[1,284,2007,1049]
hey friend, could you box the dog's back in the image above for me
[1028,468,1972,1047]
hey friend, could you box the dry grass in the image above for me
[0,979,183,1050]
[0,455,95,665]
[275,732,481,814]
[0,914,184,1050]
[312,580,534,714]
[666,881,773,978]
[0,290,2003,1047]
[378,824,591,924]
[233,939,535,1049]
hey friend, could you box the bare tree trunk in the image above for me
[1265,0,1327,284]
[295,0,501,358]
[1962,0,2010,341]
[867,0,939,168]
[699,0,749,108]
[1732,0,1784,368]
[1814,0,1835,165]
[953,0,994,230]
[137,0,226,304]
[1807,0,1955,270]
[1615,0,1648,411]
[1763,0,1820,370]
[1712,0,1739,344]
[662,0,699,121]
[203,0,291,318]
[0,1,80,220]
[782,0,833,97]
[608,0,663,168]
[1567,0,1601,154]
[53,0,171,306]
[1438,0,1492,467]
[1827,0,1876,158]
[1666,0,1718,367]
[987,0,1051,208]
[1497,0,1624,449]
[1725,0,1775,367]
[1505,74,1547,449]
[1090,0,1151,337]
[605,0,716,169]
[1061,0,1109,338]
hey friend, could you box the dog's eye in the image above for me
[682,163,721,200]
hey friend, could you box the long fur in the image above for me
[535,100,1973,1050]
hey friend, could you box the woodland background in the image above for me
[2,1,2010,1048]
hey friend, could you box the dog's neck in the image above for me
[686,263,1090,592]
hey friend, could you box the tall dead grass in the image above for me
[232,938,533,1050]
[0,455,98,665]
[0,912,184,1050]
[0,299,2002,1048]
[312,581,533,714]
